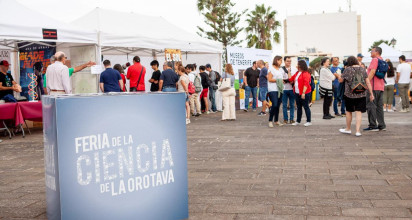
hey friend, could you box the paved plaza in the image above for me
[1,100,412,219]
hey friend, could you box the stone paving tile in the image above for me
[1,100,412,219]
[341,207,412,217]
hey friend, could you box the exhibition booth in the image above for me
[71,7,224,92]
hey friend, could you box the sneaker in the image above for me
[210,111,217,114]
[335,113,342,117]
[268,122,274,128]
[206,111,210,114]
[400,109,407,113]
[291,122,300,126]
[323,115,332,120]
[339,128,351,134]
[252,109,257,112]
[244,109,248,112]
[341,113,346,117]
[265,108,270,113]
[387,109,394,113]
[393,107,397,111]
[274,121,284,126]
[407,108,410,112]
[290,120,296,124]
[383,108,387,112]
[379,127,387,131]
[327,114,335,118]
[258,112,267,116]
[283,120,289,124]
[355,132,362,137]
[363,127,379,132]
[304,122,312,127]
[186,119,190,124]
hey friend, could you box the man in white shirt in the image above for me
[46,51,71,95]
[396,55,411,112]
[281,56,298,124]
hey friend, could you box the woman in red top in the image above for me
[114,64,126,92]
[289,60,312,126]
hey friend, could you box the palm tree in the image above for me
[245,4,281,50]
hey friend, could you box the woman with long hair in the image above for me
[267,56,284,127]
[177,66,191,124]
[289,60,312,126]
[221,64,236,121]
[113,64,126,92]
[383,60,395,112]
[338,56,374,137]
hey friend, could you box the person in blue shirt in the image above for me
[159,62,178,92]
[99,60,122,93]
[330,57,346,116]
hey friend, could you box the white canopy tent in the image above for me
[0,0,99,94]
[72,8,223,92]
[0,0,97,48]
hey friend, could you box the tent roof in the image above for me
[0,0,97,48]
[363,43,402,63]
[71,8,223,54]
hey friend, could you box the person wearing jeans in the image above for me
[282,56,297,124]
[244,86,258,110]
[243,61,260,111]
[364,47,386,131]
[289,60,312,126]
[331,57,345,116]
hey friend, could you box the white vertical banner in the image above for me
[226,46,272,110]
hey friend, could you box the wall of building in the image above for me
[284,12,361,58]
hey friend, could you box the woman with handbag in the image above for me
[267,56,285,127]
[220,64,236,121]
[319,57,340,119]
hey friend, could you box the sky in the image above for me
[17,0,412,55]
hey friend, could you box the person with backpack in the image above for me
[186,64,202,116]
[338,56,374,137]
[364,46,387,131]
[206,64,219,113]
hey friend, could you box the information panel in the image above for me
[42,93,188,220]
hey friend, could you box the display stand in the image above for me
[42,93,188,220]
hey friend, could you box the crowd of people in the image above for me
[2,47,411,137]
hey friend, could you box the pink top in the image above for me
[367,56,384,91]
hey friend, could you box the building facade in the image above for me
[284,12,362,58]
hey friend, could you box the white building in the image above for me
[284,12,362,58]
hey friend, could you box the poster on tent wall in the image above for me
[165,49,182,62]
[18,42,56,100]
[227,46,272,110]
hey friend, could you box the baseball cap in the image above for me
[357,53,364,58]
[205,63,211,68]
[0,60,10,66]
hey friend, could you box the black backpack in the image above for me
[350,68,367,94]
[214,71,221,85]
